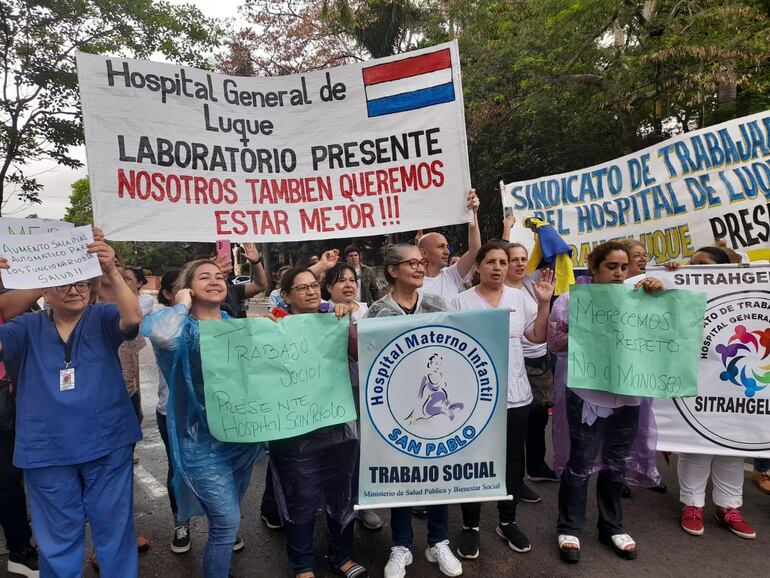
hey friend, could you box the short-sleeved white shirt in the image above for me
[421,263,472,303]
[452,286,535,408]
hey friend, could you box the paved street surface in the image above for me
[3,340,768,577]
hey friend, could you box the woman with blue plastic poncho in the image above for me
[269,266,368,578]
[548,241,662,564]
[142,259,265,577]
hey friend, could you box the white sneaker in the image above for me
[425,540,463,576]
[384,546,413,578]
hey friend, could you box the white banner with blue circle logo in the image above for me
[654,265,770,457]
[356,309,510,508]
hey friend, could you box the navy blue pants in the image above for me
[391,504,448,548]
[25,444,137,578]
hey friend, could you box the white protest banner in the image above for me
[501,112,770,267]
[0,226,101,289]
[76,42,471,242]
[0,218,74,236]
[653,265,770,457]
[357,309,509,509]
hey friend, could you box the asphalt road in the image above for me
[3,339,768,577]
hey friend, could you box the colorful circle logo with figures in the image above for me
[673,290,770,452]
[717,325,770,398]
[365,324,499,459]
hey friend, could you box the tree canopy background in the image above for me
[33,0,770,272]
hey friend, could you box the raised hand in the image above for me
[319,249,339,270]
[175,288,193,309]
[532,268,555,303]
[466,188,479,212]
[87,238,117,274]
[214,253,233,275]
[242,242,260,263]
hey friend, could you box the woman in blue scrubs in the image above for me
[0,229,143,578]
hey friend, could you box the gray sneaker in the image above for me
[357,509,383,530]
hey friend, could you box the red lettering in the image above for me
[117,169,135,199]
[361,203,375,228]
[274,210,289,234]
[223,179,237,204]
[431,160,445,187]
[151,172,165,201]
[137,171,151,200]
[230,210,248,235]
[215,210,230,235]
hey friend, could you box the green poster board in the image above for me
[200,314,356,442]
[568,284,706,398]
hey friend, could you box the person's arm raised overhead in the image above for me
[455,189,481,279]
[89,228,142,334]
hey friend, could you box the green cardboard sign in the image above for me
[568,284,706,398]
[200,314,356,442]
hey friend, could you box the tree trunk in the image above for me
[717,65,737,117]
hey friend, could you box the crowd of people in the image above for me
[0,191,767,578]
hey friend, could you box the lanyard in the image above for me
[50,310,78,369]
[63,335,74,369]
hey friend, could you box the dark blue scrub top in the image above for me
[0,303,142,469]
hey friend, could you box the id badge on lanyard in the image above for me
[59,333,75,392]
[60,366,75,391]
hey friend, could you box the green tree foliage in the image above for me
[224,1,770,251]
[455,0,770,233]
[0,0,223,214]
[63,177,93,226]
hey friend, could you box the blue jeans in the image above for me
[391,505,448,548]
[755,458,770,473]
[285,515,353,573]
[25,444,137,578]
[186,458,254,578]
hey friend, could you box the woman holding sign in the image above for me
[365,244,463,578]
[270,266,368,578]
[451,240,554,560]
[142,259,266,578]
[669,247,757,540]
[0,229,143,578]
[547,241,662,563]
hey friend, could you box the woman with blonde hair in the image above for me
[142,259,265,577]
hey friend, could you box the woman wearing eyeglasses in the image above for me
[268,266,368,578]
[365,244,463,578]
[0,229,144,577]
[324,263,385,533]
[142,259,265,578]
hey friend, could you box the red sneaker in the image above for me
[680,505,704,536]
[715,508,756,539]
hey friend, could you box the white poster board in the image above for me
[502,112,770,266]
[654,265,770,457]
[77,42,472,242]
[0,226,101,289]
